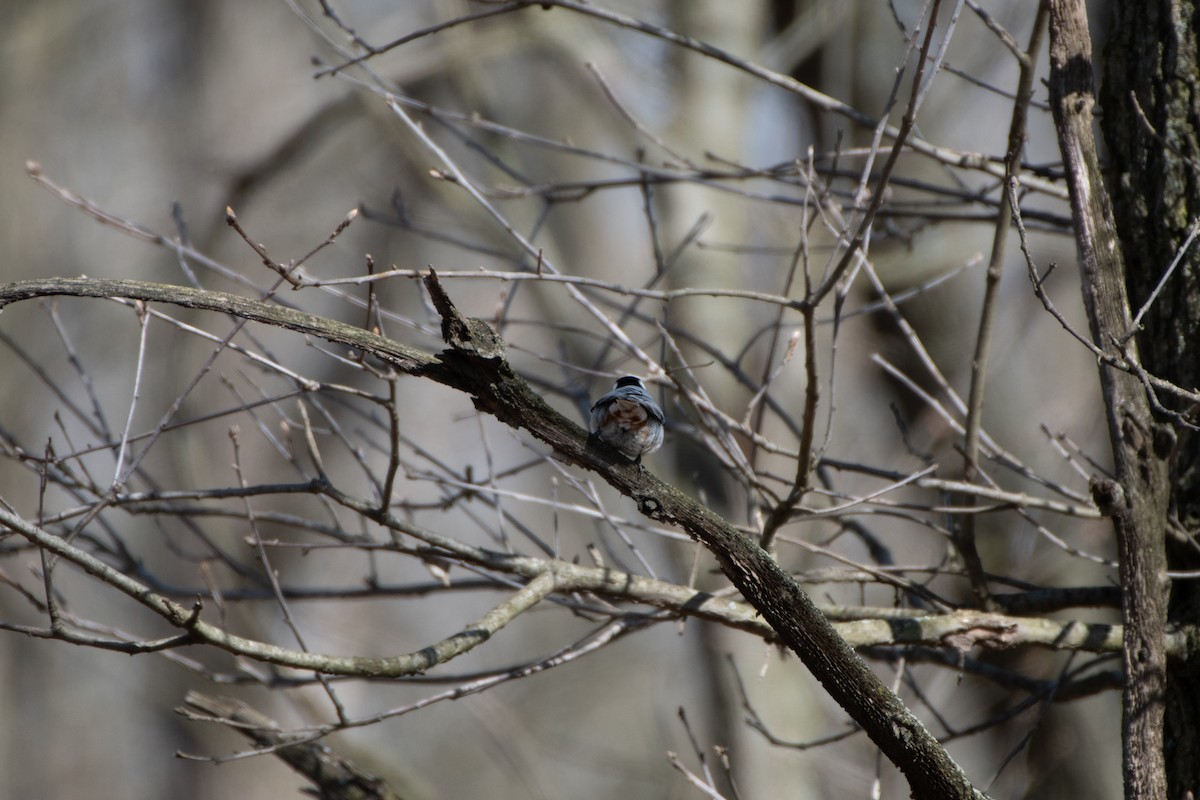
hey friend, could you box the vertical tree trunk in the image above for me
[1101,1,1200,798]
[1048,2,1173,797]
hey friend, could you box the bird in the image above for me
[588,375,665,463]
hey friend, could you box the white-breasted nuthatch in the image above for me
[588,375,665,463]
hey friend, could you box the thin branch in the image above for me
[958,1,1048,610]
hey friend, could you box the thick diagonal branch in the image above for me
[0,274,986,799]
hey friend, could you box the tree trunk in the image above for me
[1101,1,1200,798]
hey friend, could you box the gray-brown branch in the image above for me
[0,274,986,799]
[1048,2,1171,798]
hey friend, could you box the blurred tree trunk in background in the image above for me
[1101,1,1200,796]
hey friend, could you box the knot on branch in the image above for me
[635,493,668,521]
[1090,476,1126,517]
[939,616,1019,654]
[1152,423,1177,461]
[423,269,505,359]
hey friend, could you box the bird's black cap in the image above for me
[614,376,644,388]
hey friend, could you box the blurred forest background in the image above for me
[0,2,1131,798]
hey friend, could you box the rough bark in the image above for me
[1047,2,1173,798]
[1101,1,1200,797]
